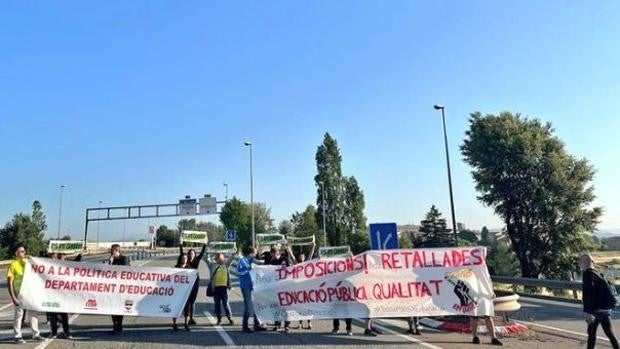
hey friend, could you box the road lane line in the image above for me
[516,319,611,342]
[0,303,12,312]
[202,310,235,346]
[350,319,442,349]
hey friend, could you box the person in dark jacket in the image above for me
[47,252,82,339]
[580,254,620,349]
[269,245,292,332]
[172,253,190,332]
[180,243,206,325]
[109,244,129,335]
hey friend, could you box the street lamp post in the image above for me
[96,200,103,248]
[319,181,327,246]
[223,182,229,201]
[57,185,66,239]
[244,141,255,247]
[433,104,459,246]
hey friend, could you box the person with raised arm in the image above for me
[286,241,316,330]
[207,252,234,325]
[237,246,267,333]
[172,253,191,332]
[180,243,206,326]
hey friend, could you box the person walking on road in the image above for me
[109,244,130,335]
[237,246,267,333]
[470,316,502,346]
[7,245,43,344]
[180,243,206,326]
[172,253,191,332]
[207,253,233,325]
[580,254,620,349]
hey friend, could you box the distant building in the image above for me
[397,224,420,238]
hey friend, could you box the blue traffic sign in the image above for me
[226,229,237,241]
[368,223,399,250]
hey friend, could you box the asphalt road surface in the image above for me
[0,255,616,348]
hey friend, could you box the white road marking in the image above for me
[517,319,610,342]
[351,319,443,349]
[0,303,12,312]
[202,310,235,346]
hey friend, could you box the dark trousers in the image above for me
[111,315,124,332]
[48,313,69,335]
[333,318,352,332]
[214,286,232,319]
[587,312,620,349]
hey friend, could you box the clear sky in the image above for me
[1,1,619,241]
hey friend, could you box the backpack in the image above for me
[596,271,618,309]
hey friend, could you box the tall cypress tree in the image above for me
[315,133,345,246]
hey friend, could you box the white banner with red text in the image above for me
[252,247,494,322]
[19,257,197,317]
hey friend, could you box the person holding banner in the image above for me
[287,241,316,330]
[47,252,82,339]
[180,243,206,326]
[7,245,43,344]
[207,253,233,325]
[172,253,191,332]
[268,245,292,332]
[109,244,130,335]
[237,246,267,333]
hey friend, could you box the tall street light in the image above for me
[223,182,229,201]
[319,181,327,246]
[57,185,67,239]
[96,200,103,248]
[244,141,255,247]
[433,104,459,246]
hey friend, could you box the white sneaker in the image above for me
[331,329,340,335]
[14,337,26,344]
[346,330,353,336]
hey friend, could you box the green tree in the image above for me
[197,221,225,242]
[156,225,177,247]
[414,205,454,247]
[458,229,479,244]
[343,176,367,244]
[315,133,346,246]
[349,231,370,255]
[177,218,197,232]
[220,197,251,248]
[60,235,72,241]
[479,226,494,247]
[32,200,47,233]
[462,112,602,278]
[0,201,47,258]
[253,202,274,235]
[314,133,368,247]
[291,205,319,236]
[278,220,294,236]
[399,232,414,249]
[486,238,520,277]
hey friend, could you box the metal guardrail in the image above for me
[491,275,583,291]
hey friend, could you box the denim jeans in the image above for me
[241,288,261,328]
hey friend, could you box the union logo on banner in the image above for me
[444,269,478,313]
[85,299,98,310]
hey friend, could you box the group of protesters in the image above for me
[6,242,618,348]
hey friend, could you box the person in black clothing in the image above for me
[172,253,191,332]
[47,252,82,339]
[109,244,129,335]
[331,318,353,336]
[268,245,293,332]
[580,254,620,349]
[180,243,206,325]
